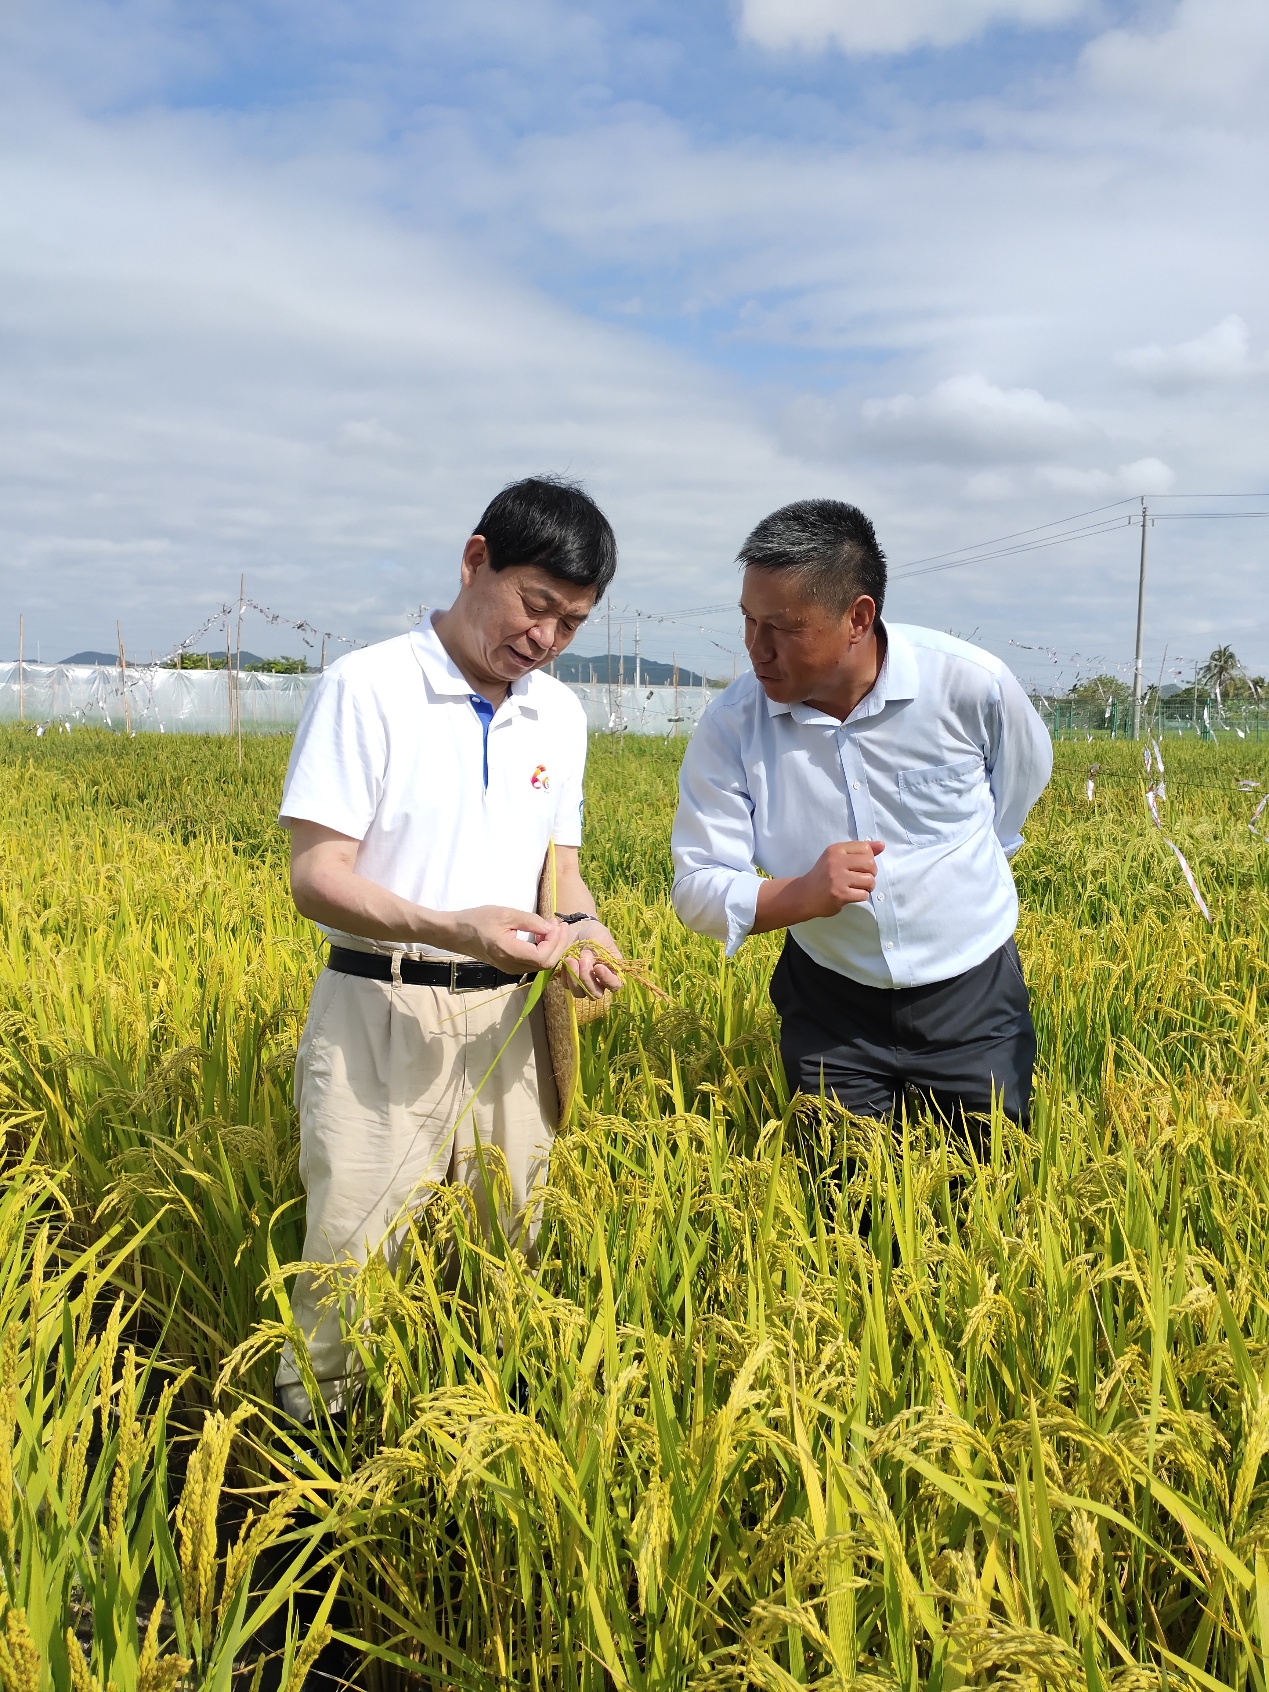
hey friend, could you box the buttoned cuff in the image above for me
[1000,832,1024,859]
[723,873,763,957]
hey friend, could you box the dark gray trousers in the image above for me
[770,934,1036,1127]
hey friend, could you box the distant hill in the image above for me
[167,652,309,673]
[53,647,712,684]
[60,649,307,671]
[173,650,271,670]
[548,653,714,687]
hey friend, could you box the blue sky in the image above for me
[2,0,1267,686]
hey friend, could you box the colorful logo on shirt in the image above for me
[531,764,549,790]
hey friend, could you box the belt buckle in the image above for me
[449,960,463,992]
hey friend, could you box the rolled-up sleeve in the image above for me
[986,669,1053,857]
[671,706,763,955]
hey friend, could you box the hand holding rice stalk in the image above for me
[537,840,666,1121]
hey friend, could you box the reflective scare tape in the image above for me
[1144,742,1212,923]
[1252,793,1269,840]
[1162,839,1212,921]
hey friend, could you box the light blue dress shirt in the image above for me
[671,622,1053,990]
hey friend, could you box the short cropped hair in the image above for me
[738,499,886,617]
[474,476,617,601]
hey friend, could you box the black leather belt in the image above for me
[327,946,529,992]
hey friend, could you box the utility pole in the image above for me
[1131,499,1149,740]
[634,613,641,691]
[17,614,23,723]
[606,603,612,723]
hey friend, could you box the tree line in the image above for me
[1054,646,1264,709]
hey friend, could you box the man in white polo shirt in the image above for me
[672,498,1052,1131]
[274,476,622,1418]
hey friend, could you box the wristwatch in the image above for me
[557,912,597,925]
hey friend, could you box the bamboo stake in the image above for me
[225,623,235,738]
[235,573,245,765]
[117,620,131,735]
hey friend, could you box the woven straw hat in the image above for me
[538,841,614,1123]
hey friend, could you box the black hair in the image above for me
[738,499,886,616]
[474,476,617,601]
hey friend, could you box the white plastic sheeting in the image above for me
[0,663,316,734]
[570,680,715,737]
[0,663,719,738]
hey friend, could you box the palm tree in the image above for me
[1199,645,1242,702]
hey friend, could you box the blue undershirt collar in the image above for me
[469,694,495,789]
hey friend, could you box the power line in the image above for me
[888,501,1269,585]
[647,601,736,618]
[598,494,1269,639]
[892,516,1136,580]
[886,494,1269,585]
[893,496,1139,573]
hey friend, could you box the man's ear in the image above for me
[846,593,877,642]
[460,534,490,586]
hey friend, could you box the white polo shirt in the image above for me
[279,616,588,957]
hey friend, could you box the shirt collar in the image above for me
[408,615,536,713]
[764,620,919,725]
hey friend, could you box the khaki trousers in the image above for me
[275,966,557,1417]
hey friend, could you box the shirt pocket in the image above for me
[895,755,984,847]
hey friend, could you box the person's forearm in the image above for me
[292,860,466,950]
[751,841,883,934]
[751,875,815,935]
[551,852,623,989]
[552,860,599,920]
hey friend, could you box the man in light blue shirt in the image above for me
[671,499,1052,1127]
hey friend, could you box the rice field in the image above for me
[1,723,1268,1690]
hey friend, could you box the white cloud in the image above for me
[431,63,1269,670]
[1,0,1267,680]
[861,374,1085,462]
[1082,0,1269,119]
[1118,316,1269,390]
[334,419,413,456]
[738,0,1087,55]
[0,100,806,661]
[965,471,1018,501]
[1037,457,1175,495]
